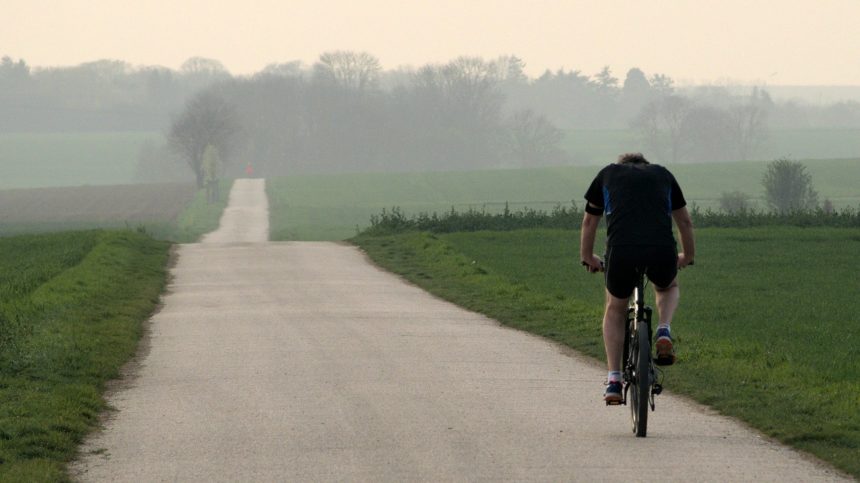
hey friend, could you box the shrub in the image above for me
[762,158,819,213]
[719,191,750,214]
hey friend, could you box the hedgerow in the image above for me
[362,203,860,235]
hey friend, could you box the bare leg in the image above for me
[654,277,680,328]
[603,290,629,372]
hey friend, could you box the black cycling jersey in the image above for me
[584,163,686,247]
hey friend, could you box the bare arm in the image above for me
[580,208,603,272]
[672,206,695,267]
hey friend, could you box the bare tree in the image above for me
[681,105,734,162]
[632,95,691,162]
[181,57,229,77]
[168,90,240,188]
[314,51,381,91]
[728,87,770,161]
[439,56,503,123]
[507,109,564,165]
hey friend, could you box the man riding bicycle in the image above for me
[579,153,695,403]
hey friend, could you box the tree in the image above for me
[314,51,381,91]
[680,105,734,162]
[762,158,819,213]
[168,90,240,188]
[490,55,527,83]
[202,144,221,203]
[181,57,229,77]
[622,68,651,100]
[0,56,30,82]
[592,66,619,94]
[506,109,565,165]
[728,87,770,161]
[632,95,691,162]
[259,61,304,78]
[719,191,750,214]
[621,67,653,121]
[649,73,674,97]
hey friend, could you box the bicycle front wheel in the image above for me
[631,324,651,437]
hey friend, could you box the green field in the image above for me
[352,227,860,477]
[0,230,171,481]
[268,158,860,241]
[3,129,857,192]
[0,131,158,190]
[562,128,860,164]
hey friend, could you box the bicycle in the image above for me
[613,270,662,437]
[582,259,690,437]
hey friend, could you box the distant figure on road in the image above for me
[245,161,254,177]
[579,153,696,404]
[202,145,221,204]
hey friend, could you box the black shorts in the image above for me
[604,245,678,298]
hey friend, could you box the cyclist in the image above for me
[579,153,695,403]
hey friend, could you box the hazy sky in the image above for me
[5,0,860,85]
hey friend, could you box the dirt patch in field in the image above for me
[0,183,196,224]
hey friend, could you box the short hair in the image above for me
[617,153,650,165]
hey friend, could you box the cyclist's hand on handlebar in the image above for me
[678,253,694,269]
[581,255,604,273]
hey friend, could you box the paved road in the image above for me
[73,179,849,482]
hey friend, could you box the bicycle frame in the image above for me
[621,272,659,437]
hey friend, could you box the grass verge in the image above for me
[0,230,171,482]
[352,227,860,478]
[166,179,232,242]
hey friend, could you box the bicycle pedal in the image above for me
[605,400,624,406]
[652,384,663,395]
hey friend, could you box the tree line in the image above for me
[160,51,860,184]
[0,56,231,131]
[164,53,575,185]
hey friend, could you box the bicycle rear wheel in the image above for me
[630,323,651,437]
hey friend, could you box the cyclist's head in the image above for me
[617,153,650,165]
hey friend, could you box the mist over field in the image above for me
[1,51,859,239]
[2,53,860,189]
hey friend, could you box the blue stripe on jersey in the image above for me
[667,186,673,213]
[603,186,612,215]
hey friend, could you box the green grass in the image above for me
[268,159,860,241]
[167,179,232,242]
[352,227,860,478]
[0,131,158,190]
[0,230,171,481]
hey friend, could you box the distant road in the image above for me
[73,178,849,481]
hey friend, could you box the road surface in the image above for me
[73,178,849,482]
